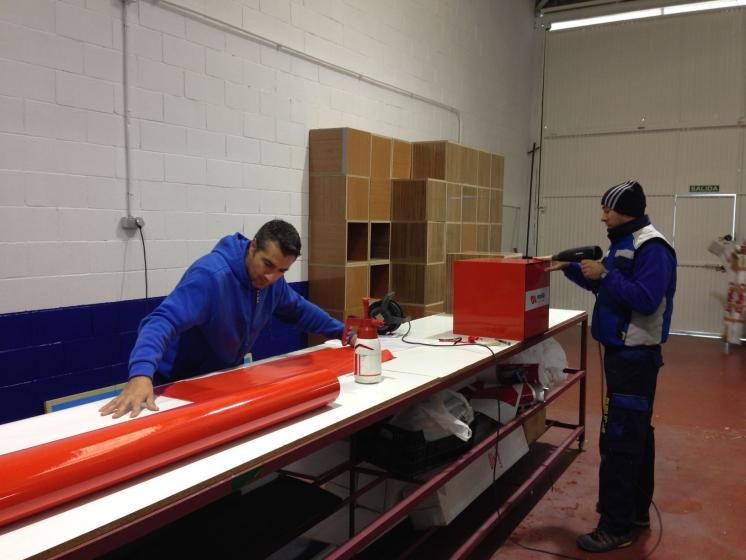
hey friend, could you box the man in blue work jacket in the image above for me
[100,219,346,419]
[549,180,677,552]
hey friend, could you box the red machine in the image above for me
[452,258,549,341]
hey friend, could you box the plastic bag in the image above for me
[541,337,569,385]
[501,337,568,388]
[389,390,474,442]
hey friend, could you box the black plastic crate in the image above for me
[353,416,477,477]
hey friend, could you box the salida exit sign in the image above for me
[689,185,719,193]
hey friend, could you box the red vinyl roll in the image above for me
[0,346,393,528]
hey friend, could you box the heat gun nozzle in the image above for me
[551,245,603,262]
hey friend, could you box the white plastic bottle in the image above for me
[354,334,382,384]
[343,296,383,384]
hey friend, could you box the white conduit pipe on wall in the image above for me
[121,0,135,218]
[120,0,462,221]
[155,0,462,139]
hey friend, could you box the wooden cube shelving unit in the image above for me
[390,141,505,313]
[309,128,505,328]
[308,128,411,322]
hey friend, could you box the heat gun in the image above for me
[549,245,603,263]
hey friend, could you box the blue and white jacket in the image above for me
[128,233,344,381]
[563,216,677,348]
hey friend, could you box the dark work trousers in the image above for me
[598,345,662,535]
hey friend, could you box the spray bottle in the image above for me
[342,297,384,384]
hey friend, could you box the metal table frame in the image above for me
[22,312,587,560]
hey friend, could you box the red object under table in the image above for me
[0,346,393,528]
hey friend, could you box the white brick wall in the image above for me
[0,0,540,313]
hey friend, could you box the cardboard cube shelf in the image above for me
[370,222,390,260]
[309,216,346,266]
[347,222,369,262]
[391,262,446,305]
[371,135,392,179]
[446,183,462,222]
[477,151,492,187]
[308,265,345,312]
[489,189,503,224]
[370,263,390,299]
[308,263,369,318]
[392,139,412,179]
[461,223,476,252]
[400,302,445,320]
[391,179,446,222]
[370,178,391,221]
[477,188,490,223]
[308,174,367,222]
[411,141,496,185]
[391,222,445,264]
[309,127,505,325]
[490,224,503,253]
[477,224,489,252]
[309,128,371,176]
[446,223,462,254]
[412,142,447,181]
[462,186,477,223]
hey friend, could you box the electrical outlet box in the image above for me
[121,216,145,230]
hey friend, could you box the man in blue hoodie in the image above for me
[548,181,677,553]
[100,219,346,419]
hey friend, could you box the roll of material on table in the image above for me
[0,346,394,527]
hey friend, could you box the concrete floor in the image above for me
[495,331,746,560]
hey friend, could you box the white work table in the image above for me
[0,309,586,560]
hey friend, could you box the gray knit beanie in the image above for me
[601,180,646,218]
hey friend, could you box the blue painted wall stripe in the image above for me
[0,281,310,424]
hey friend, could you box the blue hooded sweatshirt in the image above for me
[128,233,344,381]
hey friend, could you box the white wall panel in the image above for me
[671,267,727,334]
[645,195,675,241]
[549,272,597,320]
[541,7,746,336]
[541,132,678,197]
[674,128,743,194]
[545,9,746,136]
[673,195,736,264]
[0,0,542,313]
[678,11,746,126]
[545,19,679,134]
[538,197,609,259]
[502,205,522,253]
[539,196,602,325]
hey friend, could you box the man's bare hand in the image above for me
[545,260,570,272]
[580,259,606,280]
[99,376,158,419]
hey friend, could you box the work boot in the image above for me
[576,528,633,552]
